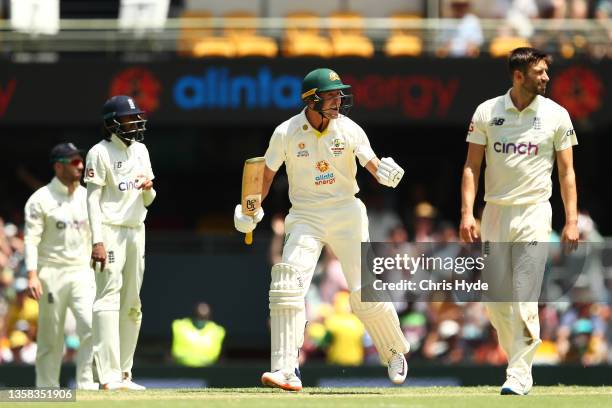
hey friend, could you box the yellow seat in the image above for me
[328,11,374,57]
[222,11,278,57]
[177,10,215,57]
[489,37,531,57]
[192,37,236,58]
[385,34,423,56]
[283,12,332,57]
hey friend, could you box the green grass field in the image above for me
[5,387,612,408]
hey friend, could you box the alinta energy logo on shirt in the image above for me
[315,160,335,186]
[493,137,539,156]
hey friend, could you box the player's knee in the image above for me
[269,263,304,310]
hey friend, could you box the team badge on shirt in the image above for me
[316,160,329,173]
[297,142,309,158]
[532,117,542,130]
[330,138,345,157]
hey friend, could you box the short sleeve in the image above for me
[353,125,376,167]
[84,147,106,186]
[23,196,44,271]
[466,105,487,145]
[553,108,578,151]
[264,128,286,172]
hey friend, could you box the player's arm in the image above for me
[356,126,404,188]
[87,184,106,271]
[556,147,579,251]
[460,143,485,243]
[24,198,44,300]
[139,147,157,207]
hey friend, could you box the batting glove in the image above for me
[234,204,264,233]
[376,157,404,188]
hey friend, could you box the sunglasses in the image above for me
[56,157,83,166]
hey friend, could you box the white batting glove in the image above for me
[376,157,404,188]
[233,204,264,233]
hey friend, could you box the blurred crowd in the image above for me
[268,201,612,367]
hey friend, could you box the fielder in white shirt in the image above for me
[24,142,96,390]
[460,47,579,395]
[234,68,410,391]
[84,95,156,391]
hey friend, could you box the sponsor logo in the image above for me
[109,67,161,114]
[493,140,539,156]
[315,172,336,185]
[315,160,329,173]
[55,219,87,230]
[245,194,261,212]
[0,78,17,118]
[551,66,602,120]
[297,142,309,157]
[86,168,95,178]
[56,221,66,229]
[532,117,541,130]
[174,67,302,110]
[330,138,345,157]
[489,117,505,126]
[118,179,141,191]
[329,71,340,81]
[566,128,574,138]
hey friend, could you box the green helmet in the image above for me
[301,68,351,100]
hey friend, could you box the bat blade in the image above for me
[241,157,265,245]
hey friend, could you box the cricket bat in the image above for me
[241,157,266,245]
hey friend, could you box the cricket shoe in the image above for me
[501,375,532,395]
[78,382,100,391]
[121,374,146,391]
[261,369,302,391]
[102,382,128,390]
[388,350,408,385]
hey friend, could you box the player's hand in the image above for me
[27,273,43,300]
[459,214,479,243]
[91,242,107,272]
[376,157,404,188]
[234,204,264,233]
[136,175,153,191]
[561,222,579,253]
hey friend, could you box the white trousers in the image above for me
[92,224,145,384]
[481,201,551,382]
[36,264,95,388]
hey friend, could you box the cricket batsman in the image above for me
[24,143,97,390]
[460,48,579,395]
[234,68,410,391]
[85,95,156,390]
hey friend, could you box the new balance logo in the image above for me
[528,241,538,246]
[490,117,505,126]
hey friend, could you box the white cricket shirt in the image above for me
[24,177,91,270]
[265,109,376,209]
[84,135,154,227]
[467,89,578,205]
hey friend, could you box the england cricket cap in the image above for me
[102,95,144,120]
[301,68,351,100]
[49,142,82,163]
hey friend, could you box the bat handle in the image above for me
[245,232,253,245]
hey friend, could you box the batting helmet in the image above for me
[301,68,353,116]
[102,95,147,142]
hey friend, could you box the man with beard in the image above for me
[24,143,97,389]
[459,47,579,395]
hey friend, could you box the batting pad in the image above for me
[349,290,410,363]
[269,263,305,372]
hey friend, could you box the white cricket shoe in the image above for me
[500,375,532,395]
[388,351,408,385]
[78,382,100,391]
[121,377,146,391]
[261,369,302,391]
[102,382,128,391]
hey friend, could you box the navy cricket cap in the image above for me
[102,95,144,120]
[50,142,82,163]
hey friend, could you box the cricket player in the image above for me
[460,47,579,395]
[85,95,156,390]
[24,142,96,390]
[234,68,410,391]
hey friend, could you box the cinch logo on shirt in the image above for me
[493,141,539,156]
[118,180,140,191]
